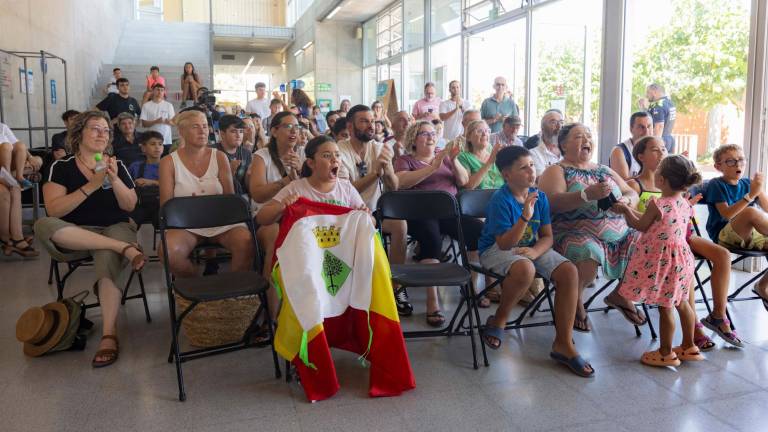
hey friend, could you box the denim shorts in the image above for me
[479,243,570,280]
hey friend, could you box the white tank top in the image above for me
[171,149,223,197]
[171,149,242,238]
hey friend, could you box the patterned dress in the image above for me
[619,196,695,308]
[552,165,640,279]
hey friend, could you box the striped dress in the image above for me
[552,164,640,279]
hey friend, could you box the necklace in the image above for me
[76,154,95,172]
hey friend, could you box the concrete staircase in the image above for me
[90,20,212,108]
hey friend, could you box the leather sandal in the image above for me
[121,243,146,272]
[700,314,743,348]
[92,335,119,368]
[5,238,39,258]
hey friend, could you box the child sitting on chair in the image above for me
[478,146,592,377]
[704,144,768,312]
[128,131,162,228]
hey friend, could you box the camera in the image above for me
[197,88,217,106]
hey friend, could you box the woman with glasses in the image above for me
[371,100,391,130]
[394,120,484,327]
[35,110,146,368]
[457,120,504,190]
[249,112,306,318]
[158,110,254,278]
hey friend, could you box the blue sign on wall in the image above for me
[50,79,57,105]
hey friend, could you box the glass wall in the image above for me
[530,0,602,148]
[404,0,425,51]
[363,66,377,104]
[466,18,526,120]
[621,0,751,178]
[404,50,425,112]
[363,19,377,67]
[430,36,461,100]
[431,0,461,41]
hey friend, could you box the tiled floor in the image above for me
[1,226,768,432]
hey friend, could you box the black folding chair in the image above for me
[160,194,280,401]
[455,189,556,332]
[376,190,487,369]
[692,181,768,310]
[45,250,151,322]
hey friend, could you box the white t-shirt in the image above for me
[271,178,365,209]
[530,138,562,176]
[336,138,385,210]
[0,123,19,144]
[139,100,175,144]
[490,132,523,147]
[439,99,472,141]
[246,98,271,119]
[250,147,306,211]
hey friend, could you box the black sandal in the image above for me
[426,311,445,328]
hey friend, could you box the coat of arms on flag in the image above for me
[272,198,415,402]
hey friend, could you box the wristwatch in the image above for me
[580,190,589,202]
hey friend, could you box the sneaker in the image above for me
[394,288,413,316]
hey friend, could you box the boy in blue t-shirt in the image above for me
[704,144,768,307]
[478,146,593,377]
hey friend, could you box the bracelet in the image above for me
[520,215,530,223]
[79,187,89,197]
[743,194,752,203]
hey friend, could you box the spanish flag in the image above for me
[273,198,415,402]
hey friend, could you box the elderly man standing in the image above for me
[439,80,472,141]
[490,115,523,147]
[610,111,653,180]
[411,82,441,121]
[526,109,564,176]
[481,76,520,134]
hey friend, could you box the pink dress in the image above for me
[619,195,695,308]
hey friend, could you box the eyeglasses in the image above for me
[86,126,111,135]
[356,161,368,177]
[417,131,437,138]
[474,128,491,135]
[723,158,746,167]
[494,83,506,87]
[280,123,300,130]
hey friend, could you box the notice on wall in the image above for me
[19,68,33,94]
[0,53,12,97]
[317,82,332,92]
[50,79,57,105]
[318,99,332,113]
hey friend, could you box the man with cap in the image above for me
[490,116,523,147]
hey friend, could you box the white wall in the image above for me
[0,0,131,148]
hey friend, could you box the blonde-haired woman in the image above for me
[158,110,255,277]
[394,120,486,325]
[457,119,503,190]
[35,110,145,368]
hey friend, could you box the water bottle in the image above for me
[93,153,112,190]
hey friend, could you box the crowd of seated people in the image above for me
[4,70,768,380]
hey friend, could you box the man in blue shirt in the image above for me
[480,77,520,134]
[478,146,593,377]
[646,83,676,153]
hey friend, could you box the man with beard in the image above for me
[337,105,409,315]
[439,80,472,141]
[525,109,564,176]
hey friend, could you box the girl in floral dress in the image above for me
[615,155,702,367]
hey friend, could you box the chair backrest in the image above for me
[376,190,460,221]
[457,189,498,219]
[160,194,251,230]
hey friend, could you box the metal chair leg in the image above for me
[642,303,657,339]
[137,273,152,323]
[47,260,54,285]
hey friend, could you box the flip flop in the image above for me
[573,313,591,333]
[549,351,595,378]
[752,289,768,313]
[481,315,504,350]
[672,345,704,361]
[603,297,647,325]
[641,349,681,367]
[700,315,743,348]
